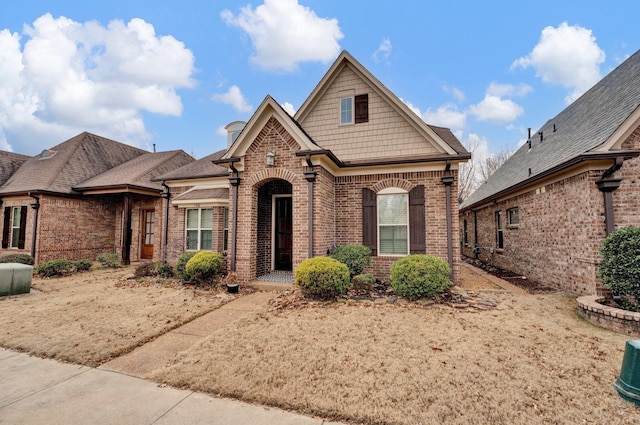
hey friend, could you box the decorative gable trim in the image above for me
[221,96,320,161]
[295,50,458,155]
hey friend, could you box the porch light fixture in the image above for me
[266,150,275,167]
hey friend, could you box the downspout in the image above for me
[303,154,317,258]
[228,162,241,272]
[122,193,131,265]
[161,181,170,263]
[441,161,455,280]
[473,209,479,259]
[28,192,40,259]
[596,156,624,236]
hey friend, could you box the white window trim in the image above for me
[377,187,409,257]
[185,208,213,251]
[339,96,354,125]
[10,207,21,249]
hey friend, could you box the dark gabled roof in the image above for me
[428,125,468,155]
[462,49,640,210]
[74,150,195,193]
[0,151,31,187]
[173,188,229,202]
[0,132,148,196]
[153,149,228,181]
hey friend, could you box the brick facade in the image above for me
[461,125,640,295]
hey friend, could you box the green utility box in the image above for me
[615,340,640,408]
[0,263,34,296]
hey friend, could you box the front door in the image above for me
[274,196,292,270]
[141,209,155,259]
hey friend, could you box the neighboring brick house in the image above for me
[459,49,640,296]
[157,51,470,284]
[0,132,194,263]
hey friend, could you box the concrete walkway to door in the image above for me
[100,289,278,379]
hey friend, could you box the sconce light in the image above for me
[266,150,275,167]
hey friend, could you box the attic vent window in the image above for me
[340,93,368,125]
[39,149,56,160]
[355,94,368,123]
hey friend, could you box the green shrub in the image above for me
[35,259,74,277]
[351,273,375,294]
[185,251,224,286]
[134,262,157,278]
[73,259,93,272]
[331,244,372,277]
[0,253,35,265]
[97,252,120,268]
[295,256,350,300]
[390,255,452,300]
[176,251,197,282]
[157,263,174,278]
[599,226,640,311]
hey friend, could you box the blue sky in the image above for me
[1,0,639,160]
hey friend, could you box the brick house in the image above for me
[157,51,470,284]
[459,49,640,295]
[0,132,194,263]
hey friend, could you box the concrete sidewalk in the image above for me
[0,349,344,425]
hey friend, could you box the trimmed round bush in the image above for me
[599,226,640,311]
[390,254,452,300]
[185,251,224,286]
[295,256,350,300]
[97,252,120,268]
[331,244,372,277]
[134,262,158,278]
[176,251,197,282]
[35,259,74,277]
[73,259,93,272]
[351,273,375,294]
[0,253,35,265]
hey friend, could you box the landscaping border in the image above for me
[577,295,640,337]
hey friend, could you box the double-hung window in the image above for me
[223,207,229,252]
[186,208,212,251]
[340,97,353,125]
[495,211,504,250]
[377,189,409,255]
[2,206,26,249]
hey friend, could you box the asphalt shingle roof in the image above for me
[74,150,194,192]
[153,149,228,181]
[462,49,640,209]
[0,151,30,187]
[0,132,148,196]
[173,188,229,201]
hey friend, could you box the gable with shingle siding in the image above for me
[298,64,442,162]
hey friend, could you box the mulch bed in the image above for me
[463,256,557,294]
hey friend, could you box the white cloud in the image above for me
[469,95,524,124]
[281,101,296,116]
[221,0,343,72]
[512,22,605,103]
[372,38,392,63]
[422,104,466,131]
[212,85,253,113]
[0,13,195,154]
[400,98,422,117]
[469,82,529,124]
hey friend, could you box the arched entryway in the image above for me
[256,179,293,277]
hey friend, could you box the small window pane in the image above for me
[186,209,198,228]
[340,97,352,124]
[200,209,213,228]
[12,207,20,227]
[380,226,408,255]
[508,208,519,225]
[186,230,198,250]
[379,194,408,225]
[200,230,212,250]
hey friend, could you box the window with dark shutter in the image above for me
[355,94,368,124]
[409,185,426,254]
[2,207,10,249]
[362,188,377,256]
[18,206,27,249]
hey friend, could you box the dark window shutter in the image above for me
[2,207,10,249]
[362,188,377,256]
[18,206,27,249]
[355,94,368,124]
[409,185,426,254]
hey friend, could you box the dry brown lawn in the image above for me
[2,264,639,424]
[0,266,228,367]
[152,291,640,424]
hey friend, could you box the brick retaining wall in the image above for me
[577,295,640,337]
